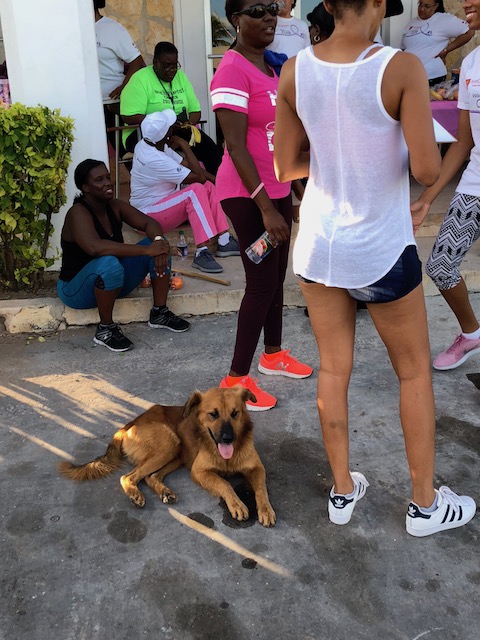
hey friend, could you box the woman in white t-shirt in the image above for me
[266,0,310,58]
[94,0,145,151]
[94,0,145,101]
[401,0,474,85]
[130,111,239,275]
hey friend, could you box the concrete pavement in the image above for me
[0,294,479,640]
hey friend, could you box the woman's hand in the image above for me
[410,200,431,235]
[262,206,290,245]
[147,238,170,277]
[434,48,448,62]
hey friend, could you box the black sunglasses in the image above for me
[233,2,280,19]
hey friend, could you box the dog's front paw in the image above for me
[160,489,177,504]
[258,505,276,527]
[228,498,249,522]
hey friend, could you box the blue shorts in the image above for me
[298,245,422,304]
[57,237,171,310]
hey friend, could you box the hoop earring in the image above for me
[313,34,320,43]
[236,25,240,33]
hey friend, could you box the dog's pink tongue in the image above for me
[218,443,234,460]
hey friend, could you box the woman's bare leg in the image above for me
[367,285,436,507]
[94,287,119,325]
[301,282,357,495]
[440,278,479,333]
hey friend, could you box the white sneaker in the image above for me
[406,486,476,538]
[328,471,369,525]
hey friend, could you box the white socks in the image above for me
[462,327,480,340]
[217,232,230,246]
[195,246,208,258]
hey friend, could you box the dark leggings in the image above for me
[221,195,292,375]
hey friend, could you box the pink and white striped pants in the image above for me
[145,181,229,246]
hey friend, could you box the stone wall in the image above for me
[103,0,174,64]
[444,0,480,69]
[96,2,480,72]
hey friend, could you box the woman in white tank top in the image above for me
[274,0,476,536]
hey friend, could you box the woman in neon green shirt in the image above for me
[121,41,222,175]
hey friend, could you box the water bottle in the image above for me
[245,231,278,264]
[176,230,188,259]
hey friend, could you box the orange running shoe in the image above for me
[219,374,277,411]
[258,349,313,379]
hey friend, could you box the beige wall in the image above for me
[103,0,174,64]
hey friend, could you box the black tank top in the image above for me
[59,199,124,282]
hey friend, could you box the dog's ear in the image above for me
[183,390,202,417]
[241,388,257,405]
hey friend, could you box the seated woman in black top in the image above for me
[57,159,190,352]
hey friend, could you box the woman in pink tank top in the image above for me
[211,0,313,412]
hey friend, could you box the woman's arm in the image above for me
[216,108,290,243]
[122,113,145,126]
[410,109,474,232]
[168,135,207,183]
[109,55,146,99]
[384,52,441,186]
[117,200,170,275]
[68,203,169,275]
[435,30,475,61]
[187,111,201,126]
[274,58,310,182]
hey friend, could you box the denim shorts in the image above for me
[57,237,170,310]
[298,245,422,304]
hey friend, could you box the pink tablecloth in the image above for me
[430,100,459,137]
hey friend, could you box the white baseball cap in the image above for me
[141,109,177,143]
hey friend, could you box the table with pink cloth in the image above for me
[430,100,459,138]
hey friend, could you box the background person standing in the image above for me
[266,0,310,58]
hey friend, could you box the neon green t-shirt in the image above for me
[120,66,201,146]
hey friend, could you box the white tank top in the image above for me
[293,45,415,288]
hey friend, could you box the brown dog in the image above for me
[59,387,276,527]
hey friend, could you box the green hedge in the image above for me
[0,103,74,290]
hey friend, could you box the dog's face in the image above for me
[184,387,255,460]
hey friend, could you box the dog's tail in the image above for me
[58,430,125,481]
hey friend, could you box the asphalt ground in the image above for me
[0,294,479,640]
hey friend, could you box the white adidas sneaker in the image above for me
[328,471,369,525]
[406,486,476,537]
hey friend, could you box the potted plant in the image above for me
[0,103,74,291]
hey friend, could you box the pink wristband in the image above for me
[250,182,265,199]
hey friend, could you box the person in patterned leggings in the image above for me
[411,20,480,370]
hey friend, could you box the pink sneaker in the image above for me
[433,334,480,370]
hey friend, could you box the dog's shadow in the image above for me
[219,475,257,529]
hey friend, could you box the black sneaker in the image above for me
[93,323,133,352]
[148,307,191,332]
[192,250,223,273]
